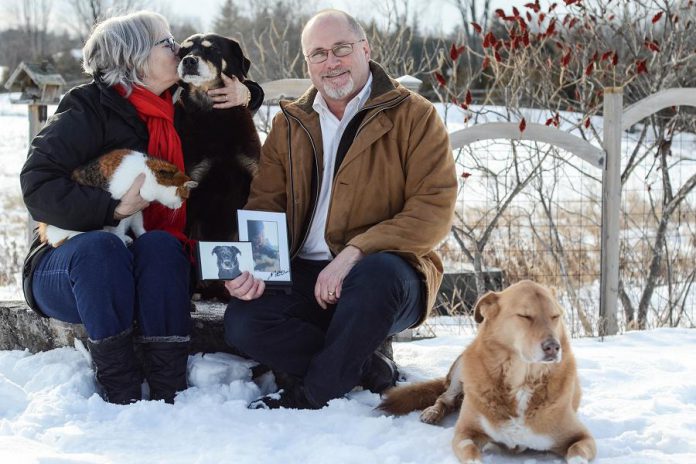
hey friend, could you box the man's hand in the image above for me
[225,271,265,300]
[314,245,364,309]
[114,173,149,220]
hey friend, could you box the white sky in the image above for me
[0,0,516,37]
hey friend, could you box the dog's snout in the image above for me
[541,338,560,359]
[182,56,198,71]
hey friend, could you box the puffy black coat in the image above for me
[20,78,264,313]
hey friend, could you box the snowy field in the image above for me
[1,93,696,463]
[0,327,695,463]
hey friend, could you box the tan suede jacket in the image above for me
[246,62,457,325]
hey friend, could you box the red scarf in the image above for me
[117,84,189,245]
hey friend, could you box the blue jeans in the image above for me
[32,230,192,341]
[224,252,424,406]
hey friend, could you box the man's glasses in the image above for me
[305,39,366,64]
[155,36,178,53]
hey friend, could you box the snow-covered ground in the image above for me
[0,327,695,463]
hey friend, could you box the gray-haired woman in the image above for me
[19,11,263,405]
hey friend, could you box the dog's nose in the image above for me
[541,338,560,359]
[182,56,198,72]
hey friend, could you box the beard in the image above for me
[321,71,355,100]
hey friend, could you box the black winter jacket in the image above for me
[20,78,264,314]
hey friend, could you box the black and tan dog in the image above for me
[177,33,261,244]
[176,33,262,299]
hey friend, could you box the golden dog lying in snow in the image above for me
[379,280,596,463]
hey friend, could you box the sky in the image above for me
[0,0,514,37]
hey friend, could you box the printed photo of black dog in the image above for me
[212,245,241,279]
[196,241,253,281]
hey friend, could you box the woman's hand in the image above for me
[208,74,251,109]
[224,271,265,300]
[114,173,150,220]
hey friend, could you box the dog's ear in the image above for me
[212,246,220,256]
[222,37,250,78]
[231,246,241,256]
[473,291,500,324]
[548,285,558,298]
[242,56,251,77]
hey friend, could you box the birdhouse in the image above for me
[4,61,66,104]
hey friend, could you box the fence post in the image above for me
[600,87,622,336]
[4,61,65,245]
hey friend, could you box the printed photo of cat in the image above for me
[38,149,198,247]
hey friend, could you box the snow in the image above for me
[0,328,694,463]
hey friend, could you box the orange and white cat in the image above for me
[39,149,197,247]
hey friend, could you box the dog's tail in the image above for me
[377,377,447,415]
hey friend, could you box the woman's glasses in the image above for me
[155,36,178,53]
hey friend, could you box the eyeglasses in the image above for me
[305,39,366,64]
[154,36,178,53]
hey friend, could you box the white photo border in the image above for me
[237,210,292,284]
[196,241,254,281]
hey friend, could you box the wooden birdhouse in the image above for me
[4,61,66,104]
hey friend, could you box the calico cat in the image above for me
[38,149,198,247]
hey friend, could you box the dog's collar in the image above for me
[172,86,184,104]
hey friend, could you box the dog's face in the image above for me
[212,245,241,274]
[177,33,250,90]
[474,280,565,364]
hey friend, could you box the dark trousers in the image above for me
[32,230,192,341]
[224,252,424,406]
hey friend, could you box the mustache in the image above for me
[321,69,349,78]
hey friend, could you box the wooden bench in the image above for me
[0,300,394,359]
[0,300,228,353]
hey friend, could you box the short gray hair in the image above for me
[301,9,367,52]
[82,11,170,95]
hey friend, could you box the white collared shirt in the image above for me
[298,73,374,260]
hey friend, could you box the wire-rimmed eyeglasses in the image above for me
[305,39,366,64]
[155,36,178,53]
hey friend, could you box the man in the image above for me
[224,9,457,409]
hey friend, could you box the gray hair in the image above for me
[82,11,170,95]
[301,9,367,52]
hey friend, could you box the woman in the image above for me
[19,11,263,405]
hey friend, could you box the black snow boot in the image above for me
[360,350,399,394]
[141,340,190,404]
[87,330,143,405]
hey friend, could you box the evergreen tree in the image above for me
[213,0,239,37]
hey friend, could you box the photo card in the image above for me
[237,210,291,285]
[196,241,254,281]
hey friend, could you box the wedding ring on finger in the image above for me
[328,290,335,296]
